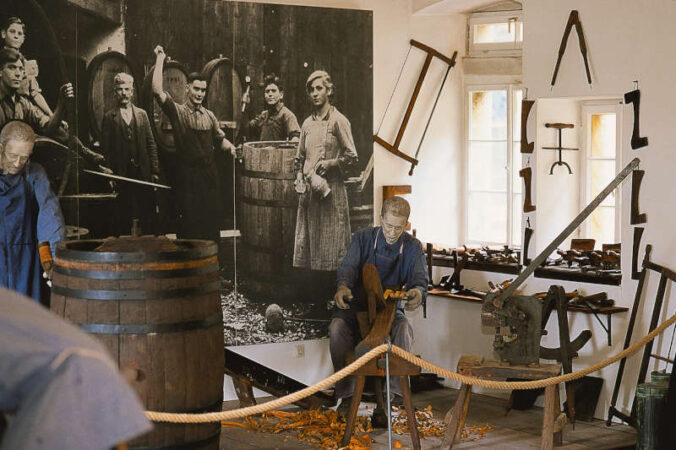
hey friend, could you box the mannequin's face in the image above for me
[0,139,33,174]
[381,212,408,244]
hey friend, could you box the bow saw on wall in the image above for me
[374,40,457,175]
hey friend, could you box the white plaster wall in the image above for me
[534,98,581,254]
[521,0,676,419]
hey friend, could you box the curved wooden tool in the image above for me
[355,263,397,355]
[521,100,535,153]
[523,227,534,266]
[624,89,649,149]
[631,227,645,280]
[630,169,647,224]
[519,167,536,212]
[551,10,592,87]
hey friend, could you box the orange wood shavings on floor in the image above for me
[222,408,373,449]
[391,405,492,442]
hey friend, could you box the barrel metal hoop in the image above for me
[78,313,222,335]
[240,169,296,180]
[128,430,220,450]
[51,281,221,300]
[53,263,218,280]
[55,240,218,262]
[239,196,297,208]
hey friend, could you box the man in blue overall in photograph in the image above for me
[0,120,65,304]
[329,195,428,410]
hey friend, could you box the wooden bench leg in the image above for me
[441,383,471,449]
[400,375,421,450]
[542,384,566,449]
[341,375,366,447]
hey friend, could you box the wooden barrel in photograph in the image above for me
[87,50,141,141]
[201,56,243,131]
[50,236,224,450]
[141,60,189,153]
[238,141,300,301]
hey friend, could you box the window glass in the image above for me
[591,113,616,158]
[590,160,617,207]
[468,141,508,192]
[473,21,522,44]
[589,206,615,247]
[468,192,507,244]
[470,90,507,140]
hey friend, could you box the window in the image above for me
[469,10,523,56]
[466,85,522,246]
[581,103,622,246]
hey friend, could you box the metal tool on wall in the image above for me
[551,10,592,87]
[631,227,645,280]
[624,82,649,149]
[543,123,578,175]
[374,40,457,175]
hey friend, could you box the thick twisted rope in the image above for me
[146,309,676,423]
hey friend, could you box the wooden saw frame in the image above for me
[374,40,457,175]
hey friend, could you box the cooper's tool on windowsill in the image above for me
[551,10,592,87]
[543,123,578,174]
[373,40,457,175]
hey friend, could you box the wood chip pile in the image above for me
[222,406,492,448]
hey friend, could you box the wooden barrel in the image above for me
[87,50,141,141]
[201,57,243,131]
[238,141,300,301]
[141,60,189,153]
[50,236,223,450]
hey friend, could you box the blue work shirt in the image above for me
[0,162,65,303]
[336,226,428,311]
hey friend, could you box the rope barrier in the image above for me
[146,309,676,423]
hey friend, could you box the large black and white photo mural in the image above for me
[1,1,373,346]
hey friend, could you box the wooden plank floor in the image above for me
[220,387,636,449]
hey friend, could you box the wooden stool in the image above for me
[442,354,565,450]
[341,351,422,449]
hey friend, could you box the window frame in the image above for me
[464,83,523,247]
[468,10,523,57]
[579,101,623,245]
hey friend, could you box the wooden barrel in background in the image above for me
[201,56,243,131]
[201,57,244,229]
[87,50,141,142]
[238,141,300,302]
[50,236,224,450]
[141,60,189,153]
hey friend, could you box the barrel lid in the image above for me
[56,236,217,262]
[636,382,669,396]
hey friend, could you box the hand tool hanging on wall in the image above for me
[624,84,649,149]
[607,245,676,427]
[521,96,535,153]
[551,10,592,87]
[631,227,645,280]
[543,123,578,174]
[631,169,647,224]
[373,40,457,175]
[519,167,536,212]
[522,227,534,266]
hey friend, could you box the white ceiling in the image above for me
[413,0,502,15]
